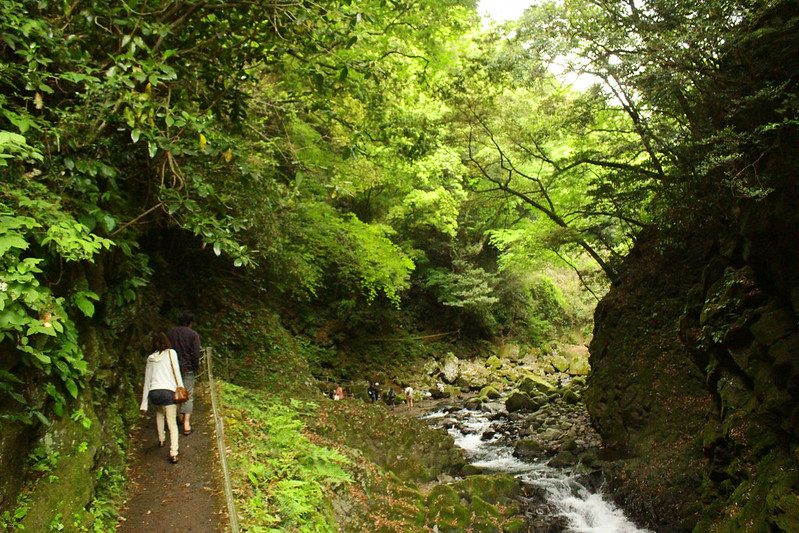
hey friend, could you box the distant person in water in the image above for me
[167,311,201,435]
[140,332,184,463]
[405,386,414,409]
[368,381,380,402]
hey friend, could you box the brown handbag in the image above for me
[168,351,190,404]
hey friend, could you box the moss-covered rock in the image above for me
[568,355,591,376]
[562,388,580,404]
[425,484,471,532]
[513,438,545,460]
[486,355,503,369]
[496,343,521,362]
[441,353,460,384]
[518,374,554,395]
[479,385,501,399]
[18,392,105,532]
[505,391,535,413]
[459,361,492,390]
[550,354,570,372]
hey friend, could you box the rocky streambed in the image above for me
[422,382,652,533]
[380,345,654,532]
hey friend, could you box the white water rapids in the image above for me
[424,403,654,533]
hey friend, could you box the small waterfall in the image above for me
[424,402,653,533]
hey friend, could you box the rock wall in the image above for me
[588,202,799,531]
[587,229,716,531]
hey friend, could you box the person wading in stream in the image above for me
[167,311,202,435]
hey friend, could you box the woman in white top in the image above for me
[404,386,414,409]
[140,332,185,463]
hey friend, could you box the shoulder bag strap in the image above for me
[168,350,180,388]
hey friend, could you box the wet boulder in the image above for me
[505,391,536,412]
[513,438,545,460]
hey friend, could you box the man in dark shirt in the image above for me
[167,311,201,435]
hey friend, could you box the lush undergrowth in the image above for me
[219,369,527,532]
[220,381,351,532]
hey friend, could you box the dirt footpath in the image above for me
[117,383,228,532]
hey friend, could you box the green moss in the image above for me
[503,517,527,533]
[18,394,104,532]
[426,484,471,532]
[453,473,522,505]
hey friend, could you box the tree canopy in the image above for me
[1,0,795,426]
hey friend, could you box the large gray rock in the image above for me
[459,361,491,390]
[441,353,460,383]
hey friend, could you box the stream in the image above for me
[423,399,654,533]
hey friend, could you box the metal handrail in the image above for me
[202,347,240,533]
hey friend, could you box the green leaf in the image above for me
[34,351,52,363]
[65,379,78,399]
[74,297,95,317]
[33,410,50,425]
[131,129,141,143]
[0,233,29,255]
[102,214,117,232]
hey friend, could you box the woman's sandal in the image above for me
[159,440,165,447]
[170,455,178,464]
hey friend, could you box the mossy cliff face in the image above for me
[0,324,138,532]
[587,230,715,531]
[588,202,799,531]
